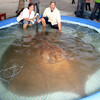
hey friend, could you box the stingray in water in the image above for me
[0,31,100,97]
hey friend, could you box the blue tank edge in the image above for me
[0,17,17,28]
[61,16,100,29]
[0,15,100,31]
[79,91,100,100]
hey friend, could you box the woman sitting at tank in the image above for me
[17,3,38,29]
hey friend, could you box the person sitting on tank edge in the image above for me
[37,1,62,33]
[17,3,39,29]
[90,0,100,22]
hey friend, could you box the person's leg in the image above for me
[28,24,32,26]
[28,21,33,26]
[23,20,28,29]
[41,18,46,27]
[72,0,75,4]
[23,24,28,29]
[41,17,49,27]
[35,3,39,13]
[96,3,100,21]
[73,0,75,4]
[90,3,98,20]
[80,0,86,17]
[72,0,73,4]
[96,8,100,21]
[88,3,91,11]
[86,3,88,11]
[76,0,81,17]
[23,20,32,29]
[51,24,58,29]
[87,3,89,11]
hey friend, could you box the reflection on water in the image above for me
[0,24,100,98]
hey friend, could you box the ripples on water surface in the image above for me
[0,22,100,98]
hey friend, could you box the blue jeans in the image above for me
[19,20,32,25]
[76,0,86,17]
[90,2,100,20]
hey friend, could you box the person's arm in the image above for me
[37,8,47,23]
[37,16,45,23]
[30,16,37,20]
[23,18,31,21]
[23,11,38,21]
[57,11,62,32]
[93,0,95,5]
[58,22,62,33]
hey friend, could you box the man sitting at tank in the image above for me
[17,3,38,29]
[37,1,62,32]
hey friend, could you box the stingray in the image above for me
[0,31,100,97]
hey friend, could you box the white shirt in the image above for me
[43,7,61,25]
[17,8,35,22]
